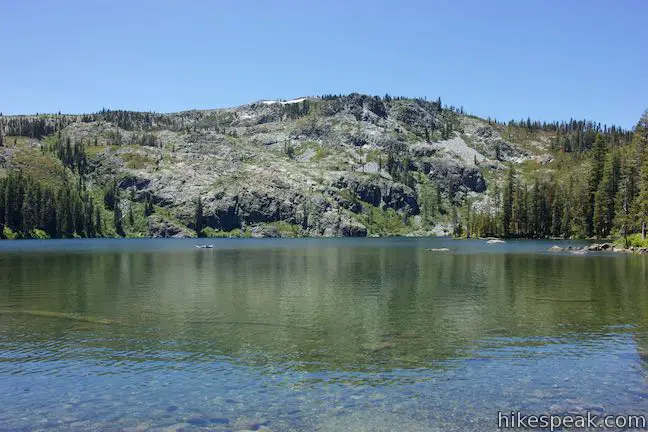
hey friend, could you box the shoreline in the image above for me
[549,242,648,255]
[1,236,648,255]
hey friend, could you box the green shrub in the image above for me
[201,227,228,238]
[201,227,253,238]
[120,152,155,169]
[361,205,409,236]
[2,226,17,240]
[313,147,331,161]
[29,229,49,239]
[268,221,301,237]
[615,233,648,248]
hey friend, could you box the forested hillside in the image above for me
[467,114,647,244]
[0,94,646,244]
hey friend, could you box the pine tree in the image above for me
[420,178,437,224]
[21,183,38,234]
[512,178,527,236]
[104,181,117,210]
[195,197,204,236]
[492,181,501,234]
[386,151,397,178]
[501,166,514,237]
[114,197,124,236]
[451,205,461,237]
[551,186,563,237]
[464,196,472,238]
[637,158,648,239]
[128,204,135,227]
[57,188,74,237]
[42,189,57,237]
[0,181,5,229]
[615,165,635,246]
[528,179,540,237]
[593,151,620,237]
[634,110,648,163]
[559,180,572,238]
[522,183,529,236]
[586,134,607,236]
[144,193,154,217]
[6,174,25,232]
[95,208,103,237]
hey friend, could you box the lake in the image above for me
[1,238,647,431]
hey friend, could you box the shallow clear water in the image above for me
[1,238,647,431]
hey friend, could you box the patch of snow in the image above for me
[260,98,307,106]
[283,97,307,105]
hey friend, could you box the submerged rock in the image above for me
[160,423,190,432]
[0,309,114,325]
[232,416,269,431]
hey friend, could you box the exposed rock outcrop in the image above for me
[147,215,195,238]
[10,94,548,237]
[333,174,419,214]
[250,225,281,238]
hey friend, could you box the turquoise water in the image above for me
[0,238,647,431]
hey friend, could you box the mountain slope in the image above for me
[0,94,643,239]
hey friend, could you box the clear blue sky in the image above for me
[1,0,646,128]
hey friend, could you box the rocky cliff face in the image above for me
[2,94,548,237]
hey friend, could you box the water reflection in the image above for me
[0,239,647,431]
[2,241,648,371]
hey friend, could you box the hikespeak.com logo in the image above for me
[498,411,648,430]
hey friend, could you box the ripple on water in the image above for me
[2,239,648,430]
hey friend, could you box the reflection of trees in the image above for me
[1,245,648,373]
